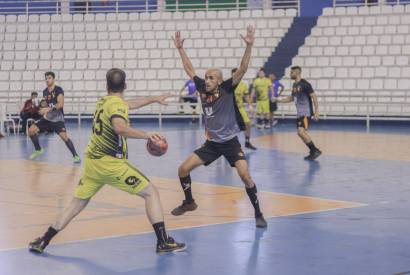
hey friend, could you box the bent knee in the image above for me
[178,165,189,177]
[239,171,252,183]
[28,127,38,136]
[297,127,306,136]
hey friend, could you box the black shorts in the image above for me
[35,118,66,134]
[296,116,311,129]
[182,97,198,104]
[270,101,278,112]
[194,137,246,167]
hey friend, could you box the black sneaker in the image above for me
[305,149,322,161]
[256,214,268,228]
[171,200,198,216]
[29,237,48,254]
[156,237,186,253]
[245,142,257,150]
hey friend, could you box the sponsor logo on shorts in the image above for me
[125,176,142,188]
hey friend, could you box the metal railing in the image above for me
[334,0,410,7]
[0,0,300,15]
[2,94,409,133]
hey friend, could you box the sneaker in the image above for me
[171,200,198,216]
[264,124,271,129]
[256,124,263,129]
[29,237,48,254]
[304,149,322,161]
[245,142,257,150]
[271,120,278,127]
[29,149,44,160]
[73,155,81,164]
[156,237,186,253]
[256,214,268,228]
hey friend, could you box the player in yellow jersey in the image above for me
[252,68,272,129]
[231,68,257,150]
[29,68,186,254]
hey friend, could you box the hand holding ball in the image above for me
[146,133,168,157]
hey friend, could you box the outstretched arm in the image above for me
[126,93,172,110]
[232,25,255,86]
[274,96,294,104]
[173,31,196,79]
[112,117,163,141]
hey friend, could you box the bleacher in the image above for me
[281,4,410,120]
[0,8,296,117]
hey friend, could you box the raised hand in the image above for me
[240,25,255,46]
[172,31,185,49]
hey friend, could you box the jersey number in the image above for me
[93,109,103,135]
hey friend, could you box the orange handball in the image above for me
[146,137,168,156]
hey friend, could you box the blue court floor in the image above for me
[1,119,410,275]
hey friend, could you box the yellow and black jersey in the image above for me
[85,96,129,159]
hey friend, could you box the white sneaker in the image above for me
[272,120,278,127]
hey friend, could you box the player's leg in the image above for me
[28,120,45,159]
[239,107,256,150]
[108,160,186,253]
[137,184,186,253]
[263,101,270,129]
[29,197,90,253]
[270,101,278,127]
[234,160,267,228]
[20,112,28,134]
[221,137,267,228]
[171,153,205,216]
[56,124,81,163]
[29,159,103,253]
[296,117,321,160]
[256,101,263,129]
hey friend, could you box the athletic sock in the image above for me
[257,118,262,125]
[42,226,58,243]
[65,139,78,157]
[306,141,317,152]
[30,134,41,151]
[179,175,194,202]
[153,222,168,244]
[246,185,262,217]
[264,118,269,125]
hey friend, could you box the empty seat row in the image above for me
[323,4,410,16]
[286,65,410,79]
[0,55,265,71]
[0,29,285,43]
[311,25,410,37]
[299,45,410,57]
[318,13,410,27]
[0,36,279,51]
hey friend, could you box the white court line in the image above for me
[0,202,366,253]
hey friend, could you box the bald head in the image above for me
[205,68,223,81]
[204,68,223,93]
